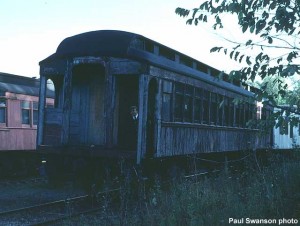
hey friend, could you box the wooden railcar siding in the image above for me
[89,71,105,145]
[43,124,61,145]
[137,74,150,163]
[157,124,268,157]
[43,108,63,145]
[147,65,269,158]
[61,61,73,145]
[110,59,145,75]
[104,62,115,147]
[37,75,47,145]
[0,128,36,150]
[155,79,163,157]
[7,99,22,127]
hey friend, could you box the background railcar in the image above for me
[38,30,272,164]
[0,72,54,151]
[273,106,300,149]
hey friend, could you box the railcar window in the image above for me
[162,93,171,121]
[21,101,30,125]
[290,124,294,138]
[224,97,234,127]
[235,103,240,127]
[162,81,172,121]
[211,69,219,78]
[256,106,262,119]
[180,55,193,67]
[184,85,193,122]
[223,74,230,82]
[210,93,217,125]
[0,99,6,124]
[264,108,271,131]
[196,63,208,73]
[174,83,184,121]
[280,120,288,135]
[261,107,267,120]
[228,98,235,127]
[202,91,209,124]
[218,95,224,126]
[245,103,249,127]
[145,41,154,53]
[159,46,175,61]
[251,104,256,121]
[194,88,202,123]
[33,102,38,125]
[224,97,229,126]
[240,103,245,127]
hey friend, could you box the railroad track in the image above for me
[0,188,120,225]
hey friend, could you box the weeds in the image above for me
[71,151,300,226]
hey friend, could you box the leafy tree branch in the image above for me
[175,0,300,110]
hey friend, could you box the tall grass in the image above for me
[65,152,300,226]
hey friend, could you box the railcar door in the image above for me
[117,76,139,151]
[69,65,105,145]
[146,78,157,157]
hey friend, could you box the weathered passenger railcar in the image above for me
[0,72,54,150]
[38,30,271,164]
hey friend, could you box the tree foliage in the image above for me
[175,0,300,108]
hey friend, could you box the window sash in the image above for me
[0,99,6,124]
[22,109,30,124]
[21,101,31,125]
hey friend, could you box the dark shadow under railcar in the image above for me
[0,150,41,179]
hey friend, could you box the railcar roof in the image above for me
[0,81,40,96]
[40,30,253,97]
[55,30,137,58]
[0,72,54,97]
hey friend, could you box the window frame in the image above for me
[21,100,31,125]
[21,100,42,127]
[202,90,210,124]
[0,98,7,125]
[290,123,294,139]
[174,82,184,122]
[218,95,224,126]
[33,101,39,126]
[183,85,193,123]
[210,93,217,125]
[280,120,288,135]
[193,88,202,123]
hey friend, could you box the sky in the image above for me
[0,0,252,78]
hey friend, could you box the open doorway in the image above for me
[117,75,139,151]
[146,78,157,157]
